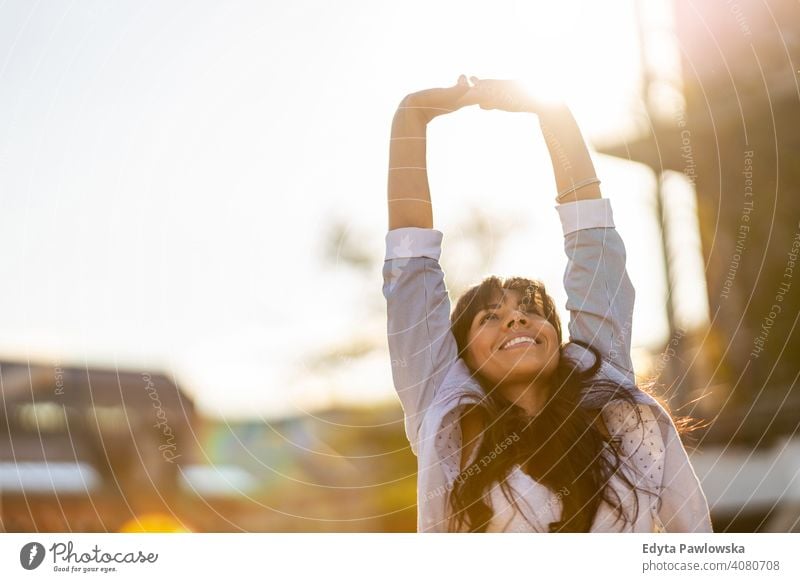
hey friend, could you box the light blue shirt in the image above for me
[382,198,713,532]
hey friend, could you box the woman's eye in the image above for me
[480,308,539,324]
[479,304,540,325]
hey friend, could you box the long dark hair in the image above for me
[446,275,679,533]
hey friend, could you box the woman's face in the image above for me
[463,288,560,388]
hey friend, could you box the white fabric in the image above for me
[555,198,615,235]
[482,401,666,532]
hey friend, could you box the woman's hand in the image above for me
[396,74,480,126]
[468,76,560,115]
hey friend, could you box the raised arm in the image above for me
[383,229,457,456]
[387,74,476,230]
[542,107,636,381]
[557,199,637,382]
[383,76,479,454]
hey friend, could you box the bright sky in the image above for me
[0,0,708,419]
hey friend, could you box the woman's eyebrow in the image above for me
[474,302,506,318]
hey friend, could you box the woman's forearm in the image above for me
[387,109,433,230]
[538,107,602,204]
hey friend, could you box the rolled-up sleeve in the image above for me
[382,227,459,456]
[555,198,637,384]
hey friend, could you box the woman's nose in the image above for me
[507,311,528,327]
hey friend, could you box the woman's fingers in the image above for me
[397,74,557,125]
[397,76,477,123]
[468,79,537,113]
[440,74,481,110]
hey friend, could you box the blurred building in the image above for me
[0,360,197,531]
[596,0,800,531]
[0,358,417,532]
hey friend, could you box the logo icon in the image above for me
[19,542,46,570]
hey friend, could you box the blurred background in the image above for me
[0,0,798,532]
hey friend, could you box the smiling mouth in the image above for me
[499,337,543,351]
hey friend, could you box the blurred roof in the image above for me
[0,359,195,413]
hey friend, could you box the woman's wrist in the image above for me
[555,183,602,204]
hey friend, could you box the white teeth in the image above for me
[501,336,539,350]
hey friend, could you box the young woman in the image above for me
[382,74,713,533]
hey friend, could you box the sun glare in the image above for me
[516,77,568,109]
[502,0,642,138]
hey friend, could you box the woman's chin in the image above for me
[498,347,543,363]
[507,348,560,373]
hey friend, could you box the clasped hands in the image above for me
[397,74,564,126]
